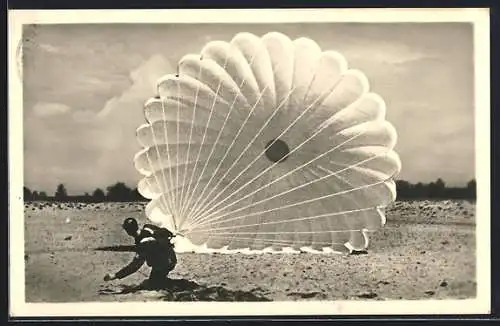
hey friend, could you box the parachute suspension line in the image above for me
[191,178,388,232]
[310,101,388,233]
[188,149,387,231]
[179,59,223,227]
[191,184,376,235]
[203,235,346,247]
[182,84,282,223]
[158,95,178,221]
[300,61,321,109]
[144,116,173,218]
[187,207,375,233]
[182,59,267,227]
[188,112,366,228]
[185,86,295,223]
[180,77,248,226]
[187,75,344,224]
[177,61,203,225]
[180,48,262,227]
[318,164,384,213]
[190,148,384,230]
[183,57,289,223]
[316,165,369,244]
[202,229,370,235]
[314,166,351,249]
[179,47,238,224]
[182,85,269,226]
[297,169,313,245]
[204,235,298,247]
[143,147,174,218]
[134,34,402,251]
[188,93,376,228]
[173,78,181,228]
[186,78,271,248]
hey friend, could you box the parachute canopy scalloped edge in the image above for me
[133,31,402,254]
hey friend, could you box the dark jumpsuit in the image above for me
[115,224,177,284]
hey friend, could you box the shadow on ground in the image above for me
[98,278,271,302]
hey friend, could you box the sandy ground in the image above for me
[23,200,476,302]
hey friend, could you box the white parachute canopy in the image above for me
[133,32,402,254]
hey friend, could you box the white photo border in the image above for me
[8,8,491,317]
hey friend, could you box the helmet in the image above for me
[122,217,138,233]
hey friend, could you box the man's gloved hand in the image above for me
[104,273,117,282]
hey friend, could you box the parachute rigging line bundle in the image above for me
[133,32,402,254]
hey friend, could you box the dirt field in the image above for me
[23,200,476,302]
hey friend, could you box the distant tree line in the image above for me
[23,178,476,202]
[23,182,147,203]
[396,178,476,200]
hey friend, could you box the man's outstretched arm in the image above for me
[104,253,145,281]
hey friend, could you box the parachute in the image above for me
[133,32,402,254]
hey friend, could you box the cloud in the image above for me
[344,41,435,66]
[23,29,145,116]
[89,54,174,190]
[23,24,475,193]
[24,54,175,194]
[39,43,62,54]
[32,102,71,117]
[96,54,173,119]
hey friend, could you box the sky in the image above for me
[22,23,475,195]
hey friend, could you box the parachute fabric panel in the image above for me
[134,32,402,253]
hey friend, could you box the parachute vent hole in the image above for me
[265,139,290,163]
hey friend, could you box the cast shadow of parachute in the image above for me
[98,278,271,302]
